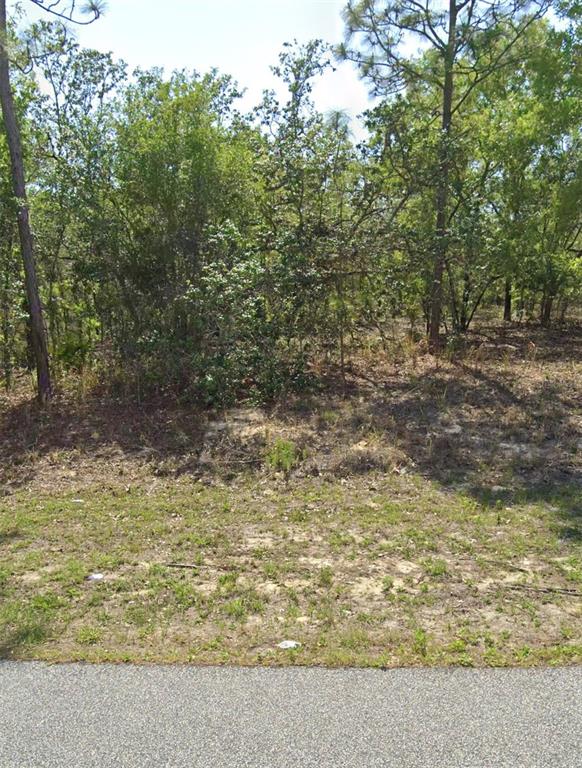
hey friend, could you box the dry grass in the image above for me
[0,322,580,667]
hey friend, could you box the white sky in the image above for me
[19,0,375,124]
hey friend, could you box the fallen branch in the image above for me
[159,561,235,572]
[506,584,582,597]
[467,557,530,573]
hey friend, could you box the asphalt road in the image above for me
[0,663,580,767]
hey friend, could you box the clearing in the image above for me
[0,323,580,666]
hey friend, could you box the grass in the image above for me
[0,473,580,666]
[0,322,580,667]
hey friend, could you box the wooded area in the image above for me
[0,0,580,405]
[0,1,581,667]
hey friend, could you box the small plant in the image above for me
[289,508,309,523]
[319,409,340,428]
[329,531,354,550]
[286,587,299,605]
[339,628,370,650]
[412,627,428,657]
[262,562,279,580]
[217,571,239,593]
[447,638,467,654]
[172,582,204,609]
[382,575,394,595]
[514,645,532,662]
[124,605,150,627]
[422,557,448,578]
[444,333,465,361]
[314,597,336,628]
[265,438,299,475]
[76,626,102,645]
[223,598,246,620]
[223,588,265,620]
[55,559,87,585]
[318,565,334,588]
[286,602,300,620]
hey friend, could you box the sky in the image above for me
[20,0,375,124]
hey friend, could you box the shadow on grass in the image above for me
[0,528,21,545]
[288,323,582,536]
[1,323,580,539]
[0,391,206,490]
[0,623,47,660]
[349,327,581,536]
[470,483,582,542]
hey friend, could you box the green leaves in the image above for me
[1,6,579,399]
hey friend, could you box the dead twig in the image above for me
[159,561,235,572]
[506,584,582,597]
[459,556,532,573]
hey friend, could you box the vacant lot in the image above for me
[1,324,580,666]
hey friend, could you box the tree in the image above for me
[0,0,101,402]
[341,0,552,350]
[0,0,51,400]
[0,4,579,404]
[479,17,582,325]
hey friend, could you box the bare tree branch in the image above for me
[28,0,103,25]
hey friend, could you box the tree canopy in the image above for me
[0,2,580,403]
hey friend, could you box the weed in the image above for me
[266,439,300,475]
[76,627,102,645]
[329,531,354,550]
[125,605,151,627]
[217,571,239,593]
[172,581,204,609]
[339,628,370,650]
[514,645,532,662]
[319,410,340,427]
[313,597,336,628]
[286,587,299,605]
[262,562,279,580]
[412,628,428,657]
[289,508,309,523]
[318,566,334,588]
[223,588,265,620]
[560,624,575,641]
[422,557,448,578]
[223,599,247,620]
[447,639,467,654]
[55,559,86,585]
[286,603,301,620]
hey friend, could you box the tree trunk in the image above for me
[503,278,512,322]
[459,265,471,332]
[1,242,12,390]
[540,293,553,328]
[558,298,568,325]
[0,0,51,403]
[428,0,456,352]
